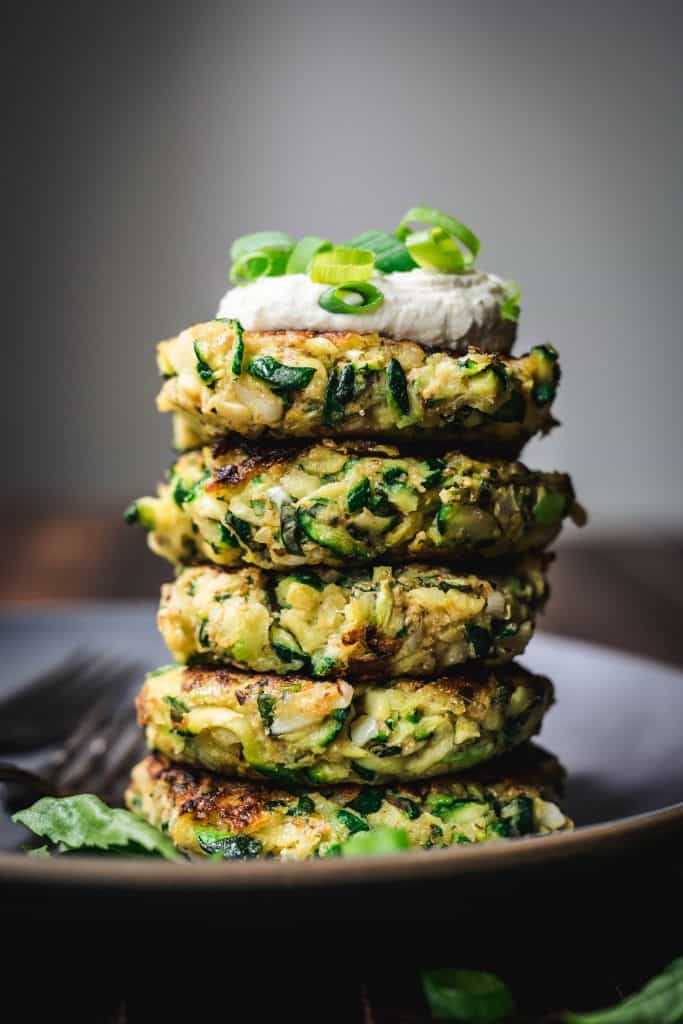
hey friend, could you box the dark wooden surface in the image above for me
[3,499,683,668]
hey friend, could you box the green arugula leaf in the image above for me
[562,958,683,1024]
[13,795,183,861]
[421,968,515,1022]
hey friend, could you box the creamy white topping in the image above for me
[216,268,516,353]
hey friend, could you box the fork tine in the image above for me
[0,651,108,757]
[0,649,90,708]
[88,720,145,806]
[50,660,144,793]
[0,650,93,745]
[61,694,135,790]
[0,653,145,806]
[0,650,138,754]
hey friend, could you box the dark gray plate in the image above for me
[0,604,681,915]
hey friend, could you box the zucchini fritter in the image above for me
[137,663,553,784]
[129,439,580,570]
[158,557,549,678]
[125,744,572,860]
[157,322,560,452]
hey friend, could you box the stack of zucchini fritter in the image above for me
[125,304,581,859]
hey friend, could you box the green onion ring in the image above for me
[230,231,293,262]
[395,205,480,270]
[346,231,417,273]
[405,227,467,273]
[230,250,270,284]
[310,247,375,285]
[230,247,290,285]
[319,281,384,314]
[286,236,332,274]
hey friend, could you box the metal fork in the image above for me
[0,651,139,752]
[0,653,146,809]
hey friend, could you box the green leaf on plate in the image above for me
[421,968,515,1022]
[562,958,683,1024]
[13,795,183,861]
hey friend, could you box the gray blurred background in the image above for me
[6,0,683,532]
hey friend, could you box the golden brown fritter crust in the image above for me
[126,744,571,860]
[136,663,554,784]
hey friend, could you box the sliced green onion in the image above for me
[500,280,521,322]
[310,247,375,285]
[286,236,332,274]
[395,205,480,270]
[229,231,293,286]
[230,248,290,285]
[346,231,416,273]
[405,227,467,273]
[318,281,384,315]
[230,231,293,262]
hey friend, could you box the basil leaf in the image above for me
[248,355,315,392]
[13,795,182,861]
[562,958,683,1024]
[421,968,515,1023]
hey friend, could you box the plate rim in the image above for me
[1,801,681,891]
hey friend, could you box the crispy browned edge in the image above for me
[207,437,430,488]
[136,742,564,836]
[224,329,517,355]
